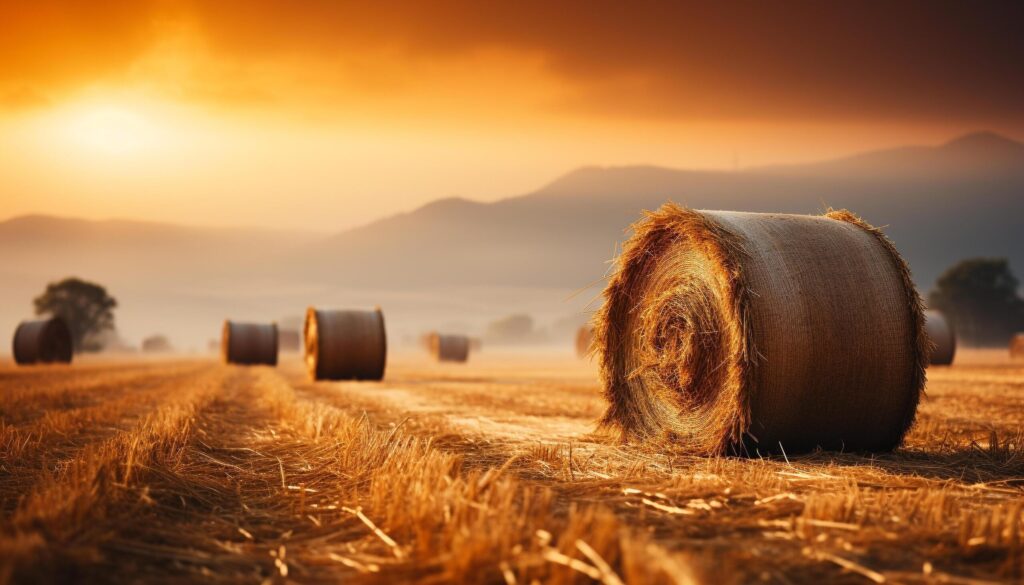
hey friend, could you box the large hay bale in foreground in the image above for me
[222,321,278,366]
[12,317,73,365]
[595,204,928,454]
[304,308,386,380]
[924,310,956,366]
[1011,334,1024,359]
[428,333,470,363]
[575,325,594,358]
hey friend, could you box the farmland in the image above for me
[1,351,1023,584]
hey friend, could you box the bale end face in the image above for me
[594,204,926,455]
[429,333,470,363]
[12,317,73,365]
[304,307,387,381]
[1011,334,1024,359]
[222,321,278,366]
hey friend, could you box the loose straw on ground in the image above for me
[343,506,405,559]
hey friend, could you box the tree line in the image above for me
[28,258,1024,354]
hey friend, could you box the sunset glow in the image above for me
[1,1,1022,229]
[2,8,1024,579]
[64,106,156,155]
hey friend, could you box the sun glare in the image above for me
[66,106,155,155]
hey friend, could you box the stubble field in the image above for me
[1,350,1022,584]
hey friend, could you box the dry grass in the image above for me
[1,352,1023,583]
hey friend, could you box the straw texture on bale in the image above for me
[923,310,956,366]
[575,325,594,358]
[304,308,387,380]
[12,317,73,365]
[221,321,278,366]
[1011,334,1024,359]
[429,333,470,363]
[278,328,301,352]
[594,204,928,454]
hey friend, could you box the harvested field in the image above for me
[1,351,1023,584]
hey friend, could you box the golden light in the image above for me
[65,106,155,155]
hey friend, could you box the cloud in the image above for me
[0,86,51,110]
[0,1,160,89]
[2,1,1023,123]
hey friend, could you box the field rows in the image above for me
[1,355,1023,584]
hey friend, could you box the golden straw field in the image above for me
[3,3,1023,584]
[1,350,1022,584]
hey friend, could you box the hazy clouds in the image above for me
[2,1,1023,124]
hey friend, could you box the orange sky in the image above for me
[2,1,1022,231]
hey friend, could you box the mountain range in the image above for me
[1,131,1022,349]
[293,130,1023,290]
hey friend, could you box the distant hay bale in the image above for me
[575,325,594,358]
[428,333,470,363]
[141,335,173,353]
[594,204,928,455]
[418,332,434,352]
[469,337,483,353]
[1011,334,1024,359]
[278,328,301,353]
[924,310,956,366]
[12,317,73,365]
[304,308,387,380]
[221,321,278,366]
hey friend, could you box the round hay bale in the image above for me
[419,332,434,352]
[428,333,470,363]
[924,310,956,366]
[575,325,594,358]
[304,308,387,380]
[222,321,278,366]
[594,204,928,454]
[278,328,301,353]
[12,317,73,365]
[1011,334,1024,360]
[141,335,172,353]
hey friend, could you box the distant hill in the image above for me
[768,131,1024,178]
[0,215,313,284]
[293,131,1024,290]
[1,131,1022,349]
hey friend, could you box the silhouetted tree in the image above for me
[928,258,1024,346]
[33,277,117,352]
